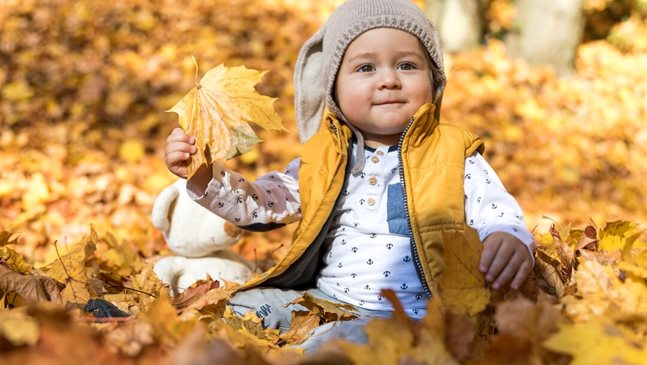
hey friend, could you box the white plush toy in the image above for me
[152,179,253,295]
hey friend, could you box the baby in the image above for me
[165,0,534,352]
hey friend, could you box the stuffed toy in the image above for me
[151,179,253,294]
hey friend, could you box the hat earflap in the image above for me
[294,26,326,144]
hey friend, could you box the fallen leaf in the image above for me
[443,311,475,362]
[278,311,321,345]
[170,280,220,310]
[142,288,195,345]
[171,325,250,365]
[0,246,32,275]
[105,320,154,357]
[495,293,562,341]
[550,224,575,279]
[562,259,647,322]
[599,221,641,253]
[290,292,358,323]
[0,311,40,346]
[168,61,284,178]
[434,229,490,317]
[39,240,97,305]
[0,264,64,304]
[118,139,145,163]
[543,318,647,365]
[334,289,458,365]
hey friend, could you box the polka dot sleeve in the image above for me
[186,158,301,227]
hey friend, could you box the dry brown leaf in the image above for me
[574,225,598,251]
[170,280,220,310]
[0,264,64,304]
[105,320,155,357]
[443,311,475,362]
[290,292,358,323]
[178,286,230,314]
[278,311,321,345]
[550,224,575,279]
[0,231,20,247]
[168,62,284,178]
[171,326,251,365]
[492,293,562,365]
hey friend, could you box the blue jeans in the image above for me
[228,287,392,353]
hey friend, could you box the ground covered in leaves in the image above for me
[1,0,647,364]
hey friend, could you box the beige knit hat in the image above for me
[294,0,446,145]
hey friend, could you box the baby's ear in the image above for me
[295,25,326,144]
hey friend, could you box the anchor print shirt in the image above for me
[188,143,534,319]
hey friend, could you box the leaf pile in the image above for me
[2,221,647,364]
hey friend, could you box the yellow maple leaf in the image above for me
[543,318,647,365]
[433,229,490,317]
[39,240,98,304]
[168,60,284,178]
[142,288,195,345]
[598,221,642,253]
[0,232,32,274]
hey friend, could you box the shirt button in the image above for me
[368,176,378,186]
[371,156,380,163]
[367,198,376,206]
[376,151,384,156]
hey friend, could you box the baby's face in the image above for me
[335,28,433,147]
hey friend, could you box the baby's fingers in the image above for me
[492,253,523,290]
[167,127,195,144]
[480,236,502,274]
[510,260,532,290]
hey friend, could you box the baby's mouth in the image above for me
[373,100,405,106]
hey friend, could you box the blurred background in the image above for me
[1,0,645,266]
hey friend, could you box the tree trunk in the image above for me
[425,0,488,52]
[506,0,585,76]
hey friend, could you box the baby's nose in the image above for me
[378,69,401,89]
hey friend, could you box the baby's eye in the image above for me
[397,63,416,71]
[357,64,375,73]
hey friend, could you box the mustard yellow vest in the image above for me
[240,103,484,296]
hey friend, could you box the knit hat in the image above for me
[294,0,446,147]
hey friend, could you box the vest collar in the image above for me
[322,102,439,148]
[403,103,440,148]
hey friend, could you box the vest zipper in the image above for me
[397,116,433,299]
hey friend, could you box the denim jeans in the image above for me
[228,287,392,353]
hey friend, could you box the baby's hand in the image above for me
[165,127,197,178]
[479,232,533,291]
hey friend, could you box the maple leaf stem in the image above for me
[54,240,80,302]
[253,248,258,274]
[105,284,157,298]
[192,55,199,86]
